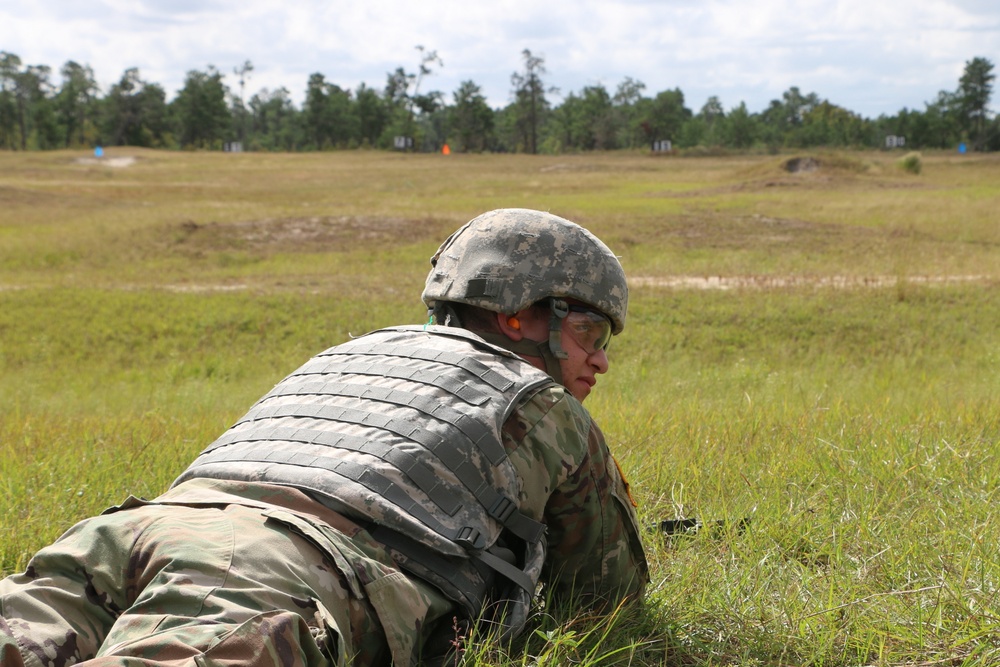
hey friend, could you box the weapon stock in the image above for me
[654,515,753,537]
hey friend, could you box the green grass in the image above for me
[2,148,1000,665]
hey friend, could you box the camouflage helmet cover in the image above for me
[422,208,628,333]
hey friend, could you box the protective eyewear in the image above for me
[563,305,613,354]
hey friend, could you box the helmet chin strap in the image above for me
[546,298,570,361]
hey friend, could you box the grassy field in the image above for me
[2,147,1000,665]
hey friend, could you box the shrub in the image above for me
[898,151,922,174]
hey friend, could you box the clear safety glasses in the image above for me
[563,305,613,354]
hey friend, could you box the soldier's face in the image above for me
[557,324,610,401]
[514,305,610,402]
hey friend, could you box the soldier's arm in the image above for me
[505,388,649,608]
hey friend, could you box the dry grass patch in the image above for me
[644,212,880,250]
[0,185,64,207]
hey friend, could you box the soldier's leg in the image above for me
[0,508,153,667]
[92,503,390,666]
[0,502,388,667]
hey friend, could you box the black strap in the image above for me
[369,525,486,613]
[475,549,535,594]
[369,524,535,609]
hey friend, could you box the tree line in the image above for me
[0,49,995,154]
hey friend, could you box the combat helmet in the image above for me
[422,208,628,384]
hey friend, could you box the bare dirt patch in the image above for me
[169,215,446,254]
[74,156,137,168]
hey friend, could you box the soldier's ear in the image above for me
[497,312,525,341]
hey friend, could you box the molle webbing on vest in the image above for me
[319,333,544,428]
[205,375,545,547]
[319,343,516,392]
[205,426,458,513]
[178,328,551,555]
[294,358,493,406]
[202,428,460,538]
[229,380,508,466]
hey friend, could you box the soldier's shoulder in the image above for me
[504,384,594,448]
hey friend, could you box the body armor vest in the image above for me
[173,325,555,625]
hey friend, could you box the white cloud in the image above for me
[0,0,996,117]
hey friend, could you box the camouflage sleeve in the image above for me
[504,387,649,608]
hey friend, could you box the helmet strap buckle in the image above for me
[547,299,570,362]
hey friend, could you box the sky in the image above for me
[3,0,998,119]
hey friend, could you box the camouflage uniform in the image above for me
[0,480,415,667]
[0,209,648,666]
[0,328,646,667]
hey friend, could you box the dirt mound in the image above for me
[784,156,820,173]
